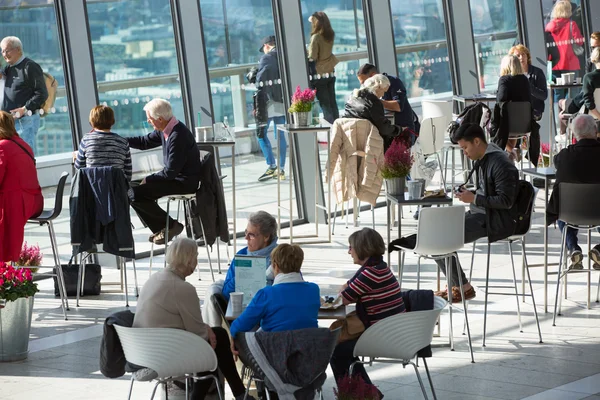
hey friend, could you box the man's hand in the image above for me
[207,327,217,349]
[10,106,27,119]
[230,339,239,362]
[456,188,475,204]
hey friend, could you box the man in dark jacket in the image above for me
[585,32,599,73]
[390,123,519,302]
[128,98,201,245]
[547,115,600,270]
[254,35,286,182]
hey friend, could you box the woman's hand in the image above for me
[207,327,217,349]
[230,339,239,362]
[339,283,348,293]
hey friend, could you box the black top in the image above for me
[525,65,548,117]
[381,73,415,130]
[582,69,600,111]
[496,74,532,104]
[256,48,283,104]
[127,121,201,189]
[1,57,48,112]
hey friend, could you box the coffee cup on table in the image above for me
[556,77,563,85]
[230,292,244,313]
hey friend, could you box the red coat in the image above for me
[0,137,43,262]
[545,18,584,71]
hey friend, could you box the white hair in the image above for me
[1,36,23,52]
[143,98,173,120]
[572,114,598,140]
[166,238,198,273]
[361,74,390,95]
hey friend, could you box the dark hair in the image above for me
[453,123,487,143]
[0,111,17,140]
[348,228,386,260]
[592,31,600,42]
[310,11,335,42]
[357,63,378,76]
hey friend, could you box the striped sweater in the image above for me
[341,256,405,326]
[75,131,132,181]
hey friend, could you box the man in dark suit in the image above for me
[128,98,201,245]
[547,114,600,270]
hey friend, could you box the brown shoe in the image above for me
[153,221,184,245]
[441,286,476,303]
[148,230,163,242]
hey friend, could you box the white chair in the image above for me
[394,205,474,363]
[418,116,447,190]
[350,297,448,400]
[114,325,223,400]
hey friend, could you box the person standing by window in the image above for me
[308,11,339,124]
[509,45,548,121]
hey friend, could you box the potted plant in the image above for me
[288,86,316,126]
[381,139,414,196]
[17,242,43,274]
[334,375,381,400]
[539,142,551,167]
[0,262,39,362]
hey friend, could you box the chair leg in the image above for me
[417,256,422,290]
[508,241,523,332]
[76,254,84,307]
[149,381,161,400]
[411,361,430,400]
[163,199,172,269]
[436,152,446,191]
[596,272,600,303]
[332,203,337,235]
[371,204,375,230]
[523,240,543,343]
[122,257,129,308]
[244,374,254,400]
[468,241,476,283]
[445,256,454,351]
[422,358,437,400]
[149,241,154,278]
[131,258,139,297]
[553,228,568,326]
[127,375,135,400]
[48,221,69,316]
[216,237,222,275]
[483,243,491,347]
[211,374,224,400]
[454,253,474,363]
[197,207,215,282]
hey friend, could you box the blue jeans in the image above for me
[15,113,40,155]
[557,220,600,252]
[258,115,286,169]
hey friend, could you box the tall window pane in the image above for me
[0,1,72,157]
[391,0,453,102]
[86,0,184,137]
[470,0,519,91]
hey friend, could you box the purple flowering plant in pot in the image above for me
[288,86,317,126]
[334,375,381,400]
[380,139,414,196]
[17,242,43,274]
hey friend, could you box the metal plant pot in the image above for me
[0,296,34,362]
[385,177,406,196]
[293,111,311,127]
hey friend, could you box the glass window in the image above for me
[470,0,519,91]
[86,0,184,137]
[0,1,73,157]
[390,0,453,102]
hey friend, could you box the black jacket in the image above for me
[547,139,600,224]
[70,168,134,258]
[344,90,400,150]
[128,121,201,190]
[473,144,519,242]
[254,48,283,123]
[382,73,415,130]
[1,57,48,112]
[526,64,548,117]
[100,310,135,378]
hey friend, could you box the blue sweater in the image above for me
[229,282,321,339]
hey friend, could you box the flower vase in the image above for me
[293,111,311,127]
[0,296,35,362]
[385,177,406,196]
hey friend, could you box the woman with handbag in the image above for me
[329,228,405,395]
[307,11,339,124]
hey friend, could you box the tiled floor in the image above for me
[3,158,600,399]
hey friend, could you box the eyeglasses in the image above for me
[244,229,258,239]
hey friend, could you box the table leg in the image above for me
[277,127,281,239]
[232,144,236,254]
[398,203,402,283]
[544,177,549,313]
[549,88,555,166]
[387,198,391,272]
[289,130,293,243]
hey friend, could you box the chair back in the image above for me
[422,100,452,127]
[506,102,532,136]
[114,326,218,378]
[419,116,447,155]
[413,206,465,255]
[353,297,447,360]
[42,171,69,221]
[558,183,600,226]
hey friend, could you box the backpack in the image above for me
[41,72,58,117]
[512,180,535,236]
[447,102,491,144]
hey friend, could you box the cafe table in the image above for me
[225,300,348,322]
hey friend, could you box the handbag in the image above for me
[570,21,584,56]
[330,311,365,343]
[53,263,102,297]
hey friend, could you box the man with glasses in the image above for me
[1,36,47,154]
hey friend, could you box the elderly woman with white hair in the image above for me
[344,73,402,151]
[127,98,201,246]
[133,238,252,400]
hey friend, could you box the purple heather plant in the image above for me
[17,242,43,273]
[334,375,381,400]
[288,86,317,113]
[380,139,413,179]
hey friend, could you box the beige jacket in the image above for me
[307,33,339,75]
[133,269,209,341]
[328,118,384,206]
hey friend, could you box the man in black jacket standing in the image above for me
[547,115,600,270]
[1,36,48,154]
[390,123,519,302]
[128,98,201,245]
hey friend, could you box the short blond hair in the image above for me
[500,55,522,76]
[509,45,531,65]
[551,1,572,20]
[271,244,304,273]
[143,98,173,121]
[166,238,198,272]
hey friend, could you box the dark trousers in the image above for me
[192,326,245,399]
[130,179,196,233]
[402,212,488,287]
[311,76,339,124]
[330,339,382,398]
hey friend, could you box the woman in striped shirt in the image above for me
[75,105,132,181]
[330,228,405,394]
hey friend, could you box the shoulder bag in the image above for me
[9,138,36,165]
[570,21,584,56]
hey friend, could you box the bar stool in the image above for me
[553,183,600,326]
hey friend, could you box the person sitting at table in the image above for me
[229,243,320,340]
[133,238,252,400]
[508,45,548,121]
[75,105,132,181]
[547,115,600,271]
[330,228,405,396]
[202,211,279,326]
[127,98,201,245]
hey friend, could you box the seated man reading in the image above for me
[127,98,201,245]
[390,123,519,302]
[547,114,600,270]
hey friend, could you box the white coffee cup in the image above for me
[556,77,563,85]
[230,292,244,313]
[576,77,582,84]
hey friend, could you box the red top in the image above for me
[0,136,43,262]
[545,18,584,71]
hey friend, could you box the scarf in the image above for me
[273,272,304,285]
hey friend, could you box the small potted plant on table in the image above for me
[288,86,317,126]
[381,139,414,196]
